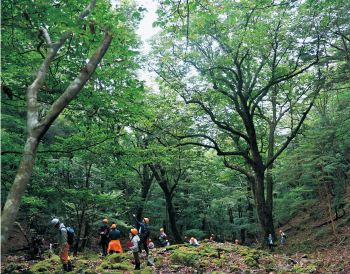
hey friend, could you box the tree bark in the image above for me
[148,163,183,244]
[1,0,113,257]
[136,165,154,221]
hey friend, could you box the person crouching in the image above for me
[107,224,123,254]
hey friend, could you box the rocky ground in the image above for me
[2,239,350,274]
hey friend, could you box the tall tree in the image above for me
[150,0,325,242]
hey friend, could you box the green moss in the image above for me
[97,266,105,272]
[240,251,248,256]
[243,256,259,267]
[165,245,179,250]
[213,259,221,265]
[105,253,122,263]
[122,253,134,260]
[230,265,240,271]
[31,261,51,273]
[131,271,141,274]
[101,262,109,269]
[209,252,218,258]
[141,267,153,273]
[85,269,98,274]
[244,270,251,274]
[199,260,210,267]
[170,251,186,264]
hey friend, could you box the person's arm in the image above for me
[132,214,144,227]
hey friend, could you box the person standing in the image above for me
[51,219,72,272]
[280,230,287,245]
[100,219,110,256]
[107,224,123,254]
[132,214,150,256]
[128,228,140,270]
[268,234,274,252]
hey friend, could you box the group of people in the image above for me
[52,215,287,271]
[268,230,288,251]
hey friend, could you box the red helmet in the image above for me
[210,237,213,240]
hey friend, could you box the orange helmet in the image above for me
[191,237,194,241]
[279,230,282,233]
[111,224,116,229]
[144,218,149,223]
[160,228,164,231]
[103,219,108,223]
[211,234,214,236]
[184,236,187,239]
[210,237,213,240]
[235,239,238,243]
[149,239,152,242]
[131,228,138,235]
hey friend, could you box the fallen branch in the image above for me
[313,210,347,228]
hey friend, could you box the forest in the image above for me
[1,0,350,273]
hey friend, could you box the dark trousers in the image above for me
[101,236,109,254]
[138,237,149,255]
[268,244,273,251]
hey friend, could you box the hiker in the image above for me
[148,238,154,249]
[128,228,141,270]
[268,234,274,252]
[107,224,123,254]
[280,230,287,245]
[159,228,167,247]
[189,237,199,246]
[100,219,110,256]
[235,239,242,245]
[184,236,189,243]
[132,214,150,256]
[51,219,72,272]
[211,234,215,240]
[210,237,213,241]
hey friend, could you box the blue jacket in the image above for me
[268,236,273,244]
[109,229,121,240]
[100,225,110,237]
[134,216,146,236]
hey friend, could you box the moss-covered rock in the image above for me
[165,245,178,251]
[105,253,122,263]
[243,256,259,267]
[240,251,249,256]
[199,260,210,267]
[4,262,18,273]
[131,271,141,274]
[122,253,134,261]
[209,252,219,258]
[31,261,51,273]
[85,269,98,274]
[97,266,104,272]
[213,259,221,265]
[170,251,186,264]
[101,262,109,269]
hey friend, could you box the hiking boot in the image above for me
[67,260,72,272]
[133,262,141,270]
[63,264,68,272]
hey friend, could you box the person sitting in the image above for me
[148,238,154,249]
[107,224,123,254]
[189,237,199,246]
[159,228,167,247]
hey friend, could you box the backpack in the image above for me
[61,226,75,245]
[144,224,151,238]
[283,233,287,238]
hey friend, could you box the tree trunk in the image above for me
[1,26,113,257]
[79,221,91,251]
[122,177,133,225]
[163,190,183,244]
[137,166,154,221]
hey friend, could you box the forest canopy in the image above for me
[1,0,350,260]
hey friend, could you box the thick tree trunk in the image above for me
[137,166,153,221]
[122,177,133,225]
[163,191,183,244]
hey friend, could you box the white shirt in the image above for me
[189,239,199,245]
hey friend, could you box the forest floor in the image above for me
[2,199,350,274]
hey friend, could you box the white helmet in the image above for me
[51,218,60,227]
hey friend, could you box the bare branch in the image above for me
[39,27,51,46]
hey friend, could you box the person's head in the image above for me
[131,228,138,235]
[143,218,149,224]
[51,218,60,228]
[149,238,152,242]
[279,230,282,233]
[210,237,212,240]
[160,228,164,232]
[211,234,214,236]
[269,234,272,237]
[184,236,187,239]
[102,219,108,225]
[111,224,116,229]
[191,237,194,242]
[235,239,238,243]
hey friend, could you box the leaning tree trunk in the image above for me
[0,0,113,257]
